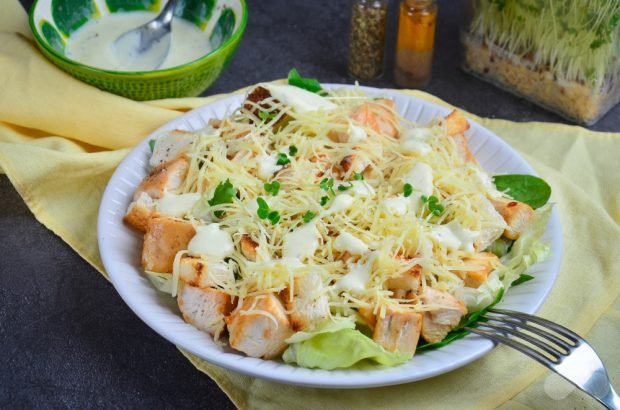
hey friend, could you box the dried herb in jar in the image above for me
[348,0,388,80]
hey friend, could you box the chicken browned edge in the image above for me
[243,86,273,113]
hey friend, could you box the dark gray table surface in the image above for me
[3,0,619,408]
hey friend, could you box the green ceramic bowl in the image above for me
[29,0,247,100]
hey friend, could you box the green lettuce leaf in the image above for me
[283,328,412,370]
[144,271,173,295]
[287,68,324,94]
[492,174,551,209]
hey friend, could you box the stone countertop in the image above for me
[3,0,618,407]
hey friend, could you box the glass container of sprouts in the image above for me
[461,0,620,125]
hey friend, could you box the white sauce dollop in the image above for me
[430,220,480,253]
[403,162,434,196]
[403,162,434,212]
[261,84,337,113]
[156,192,201,218]
[282,223,320,260]
[188,224,234,259]
[381,195,410,216]
[65,12,212,71]
[324,194,355,215]
[348,123,368,143]
[256,155,282,180]
[335,253,377,292]
[401,127,433,155]
[333,231,368,255]
[350,180,375,197]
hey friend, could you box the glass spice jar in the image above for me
[347,0,389,80]
[394,0,437,88]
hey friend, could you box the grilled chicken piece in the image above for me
[420,288,467,343]
[134,156,189,201]
[123,192,157,232]
[373,307,423,354]
[208,118,222,128]
[327,130,349,143]
[177,284,233,338]
[310,152,332,177]
[178,256,234,289]
[226,293,293,359]
[391,289,409,299]
[239,234,258,261]
[358,305,377,329]
[386,265,422,292]
[455,252,499,288]
[179,256,210,287]
[141,216,196,272]
[444,110,470,136]
[149,130,194,168]
[350,99,399,138]
[336,250,355,263]
[451,134,476,163]
[244,86,279,118]
[244,86,272,111]
[285,271,330,332]
[443,110,475,162]
[492,198,535,240]
[340,152,371,175]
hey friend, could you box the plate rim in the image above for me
[97,84,563,388]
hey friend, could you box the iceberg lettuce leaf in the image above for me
[497,204,552,288]
[285,316,355,344]
[283,328,412,370]
[456,272,504,312]
[144,271,174,295]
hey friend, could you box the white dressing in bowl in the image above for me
[65,11,211,71]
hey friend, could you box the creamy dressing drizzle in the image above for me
[430,220,480,253]
[333,231,368,255]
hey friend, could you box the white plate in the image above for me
[97,84,562,388]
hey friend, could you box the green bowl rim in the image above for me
[28,0,248,78]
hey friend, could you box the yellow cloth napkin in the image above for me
[2,3,618,409]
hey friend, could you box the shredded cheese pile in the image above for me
[170,86,507,320]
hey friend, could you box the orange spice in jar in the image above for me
[394,0,437,88]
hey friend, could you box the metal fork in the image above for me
[465,308,619,409]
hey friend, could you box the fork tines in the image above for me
[464,308,580,366]
[464,309,619,409]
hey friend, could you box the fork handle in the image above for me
[600,384,620,410]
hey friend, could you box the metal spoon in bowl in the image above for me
[112,0,178,71]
